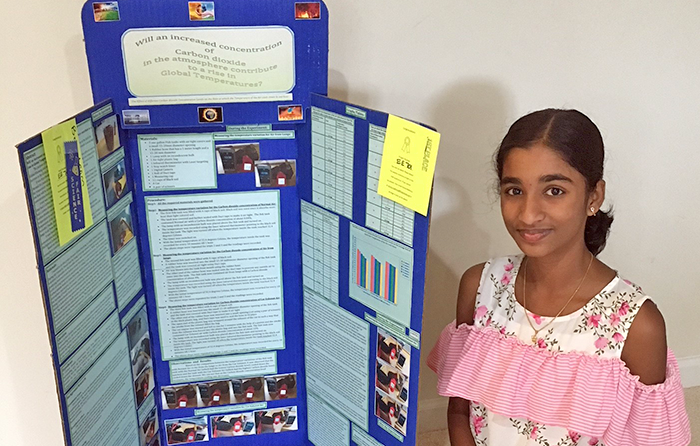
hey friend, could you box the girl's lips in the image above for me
[518,229,552,243]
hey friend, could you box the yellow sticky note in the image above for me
[42,118,93,246]
[377,115,440,216]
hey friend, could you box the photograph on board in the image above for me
[102,158,129,208]
[93,2,120,21]
[255,159,296,187]
[122,109,151,126]
[294,2,320,20]
[375,390,408,437]
[376,360,409,405]
[189,2,215,21]
[109,205,134,254]
[95,115,121,158]
[277,104,303,121]
[135,366,154,406]
[211,413,256,437]
[127,307,149,350]
[197,380,232,407]
[131,331,152,379]
[165,416,209,444]
[377,328,411,375]
[264,373,297,401]
[254,406,298,434]
[162,384,199,410]
[231,377,265,403]
[215,143,260,174]
[140,406,158,446]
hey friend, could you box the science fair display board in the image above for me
[15,1,440,446]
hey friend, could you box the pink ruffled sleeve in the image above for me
[426,322,691,446]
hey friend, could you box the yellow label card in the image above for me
[42,118,93,246]
[377,115,440,216]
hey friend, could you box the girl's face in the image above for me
[500,143,601,258]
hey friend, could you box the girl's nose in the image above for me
[519,196,545,225]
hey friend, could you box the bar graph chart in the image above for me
[355,250,398,304]
[349,223,414,326]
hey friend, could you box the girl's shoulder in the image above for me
[475,254,524,292]
[456,262,487,326]
[595,271,650,314]
[464,255,525,287]
[482,254,525,272]
[456,256,522,325]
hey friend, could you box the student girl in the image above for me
[428,109,691,445]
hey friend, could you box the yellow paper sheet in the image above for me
[377,115,440,216]
[42,118,93,246]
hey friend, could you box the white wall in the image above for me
[1,1,699,444]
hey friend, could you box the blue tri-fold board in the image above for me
[16,1,435,446]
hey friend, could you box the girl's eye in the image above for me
[504,187,522,196]
[546,187,565,196]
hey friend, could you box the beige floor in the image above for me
[417,386,700,446]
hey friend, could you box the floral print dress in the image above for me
[468,255,647,446]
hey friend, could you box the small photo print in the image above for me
[140,406,158,446]
[93,2,120,22]
[254,406,298,434]
[135,367,155,407]
[255,159,296,188]
[376,360,410,405]
[123,109,151,126]
[375,390,408,437]
[197,380,232,407]
[264,373,297,401]
[95,115,121,158]
[295,2,320,20]
[377,328,411,375]
[189,2,215,21]
[109,205,134,254]
[127,307,149,351]
[278,104,303,121]
[215,143,260,174]
[131,331,152,380]
[165,416,209,444]
[231,377,265,403]
[198,106,223,123]
[211,412,256,437]
[102,158,129,208]
[162,385,199,410]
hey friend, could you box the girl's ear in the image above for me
[588,180,606,215]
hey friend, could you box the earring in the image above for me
[590,207,596,215]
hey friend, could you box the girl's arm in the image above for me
[448,397,476,446]
[620,299,667,385]
[447,264,485,446]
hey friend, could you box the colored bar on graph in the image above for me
[360,254,366,287]
[384,262,389,300]
[393,265,397,303]
[379,262,384,299]
[374,259,381,296]
[389,265,396,303]
[365,257,370,290]
[389,264,397,303]
[355,250,398,304]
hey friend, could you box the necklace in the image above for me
[522,253,594,343]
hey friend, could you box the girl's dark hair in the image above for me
[495,109,614,256]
